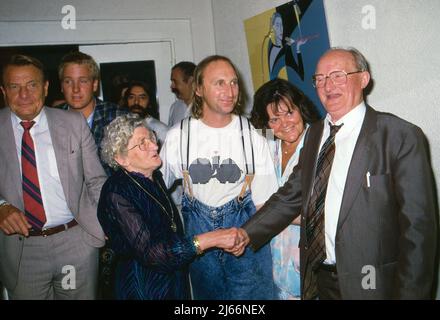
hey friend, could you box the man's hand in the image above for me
[0,204,31,236]
[224,228,250,257]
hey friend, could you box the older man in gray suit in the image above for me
[0,54,106,299]
[235,47,437,299]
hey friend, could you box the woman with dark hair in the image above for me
[251,78,320,299]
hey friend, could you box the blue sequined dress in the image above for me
[97,169,196,300]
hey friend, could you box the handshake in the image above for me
[195,227,250,257]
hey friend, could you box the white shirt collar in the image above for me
[324,102,366,136]
[11,107,47,131]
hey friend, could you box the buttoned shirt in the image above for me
[168,99,191,127]
[319,102,366,264]
[11,109,74,228]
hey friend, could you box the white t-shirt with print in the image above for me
[160,115,278,207]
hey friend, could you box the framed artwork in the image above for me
[244,0,330,116]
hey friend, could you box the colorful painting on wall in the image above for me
[244,0,330,116]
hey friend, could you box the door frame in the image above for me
[0,19,194,121]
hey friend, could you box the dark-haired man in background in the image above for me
[168,61,196,127]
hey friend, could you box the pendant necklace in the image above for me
[282,142,294,155]
[123,169,177,232]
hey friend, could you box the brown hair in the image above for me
[172,61,196,82]
[191,55,243,119]
[2,54,46,85]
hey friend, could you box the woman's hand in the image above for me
[197,228,239,251]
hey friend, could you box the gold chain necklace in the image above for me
[123,169,177,232]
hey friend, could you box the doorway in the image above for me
[80,41,174,122]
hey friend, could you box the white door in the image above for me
[80,42,174,123]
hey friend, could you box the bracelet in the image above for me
[193,236,203,255]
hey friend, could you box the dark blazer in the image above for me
[0,107,107,290]
[243,105,437,299]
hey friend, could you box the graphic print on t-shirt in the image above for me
[189,156,242,184]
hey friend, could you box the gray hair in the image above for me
[100,114,150,169]
[327,47,369,72]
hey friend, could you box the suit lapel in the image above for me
[302,120,324,216]
[45,107,70,202]
[336,106,377,231]
[0,109,23,207]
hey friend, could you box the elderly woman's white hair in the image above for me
[101,114,152,169]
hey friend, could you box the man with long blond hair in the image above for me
[160,55,278,299]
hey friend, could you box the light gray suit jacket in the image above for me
[0,107,107,290]
[244,105,437,299]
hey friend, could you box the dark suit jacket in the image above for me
[0,107,107,290]
[243,105,437,299]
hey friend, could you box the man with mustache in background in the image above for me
[168,61,196,127]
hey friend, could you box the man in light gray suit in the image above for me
[235,47,437,299]
[0,54,107,299]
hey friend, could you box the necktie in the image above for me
[303,123,342,299]
[21,121,47,230]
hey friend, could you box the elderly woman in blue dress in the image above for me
[251,78,320,299]
[97,114,240,300]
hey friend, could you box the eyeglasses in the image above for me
[5,81,42,94]
[312,70,364,88]
[127,134,157,152]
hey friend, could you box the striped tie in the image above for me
[303,123,342,300]
[21,121,46,230]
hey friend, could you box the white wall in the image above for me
[2,0,437,202]
[0,0,217,121]
[212,0,440,199]
[1,0,439,298]
[212,0,440,298]
[0,0,216,63]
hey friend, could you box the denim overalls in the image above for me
[180,116,275,300]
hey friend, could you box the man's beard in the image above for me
[128,104,148,118]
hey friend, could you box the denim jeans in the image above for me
[182,192,275,300]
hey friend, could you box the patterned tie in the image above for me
[303,123,342,300]
[21,121,47,230]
